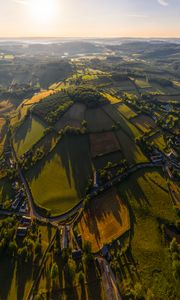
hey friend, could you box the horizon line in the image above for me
[0,36,180,40]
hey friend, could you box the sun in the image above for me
[29,0,57,23]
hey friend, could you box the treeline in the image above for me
[0,86,40,103]
[32,91,73,125]
[32,86,110,125]
[68,86,108,108]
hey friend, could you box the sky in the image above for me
[0,0,180,38]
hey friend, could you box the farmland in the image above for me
[0,179,13,204]
[13,115,46,157]
[131,114,156,133]
[93,151,124,169]
[85,107,115,132]
[0,38,180,300]
[102,92,121,104]
[103,104,140,139]
[90,132,120,157]
[117,103,137,120]
[118,168,178,298]
[0,221,56,300]
[149,132,167,152]
[135,79,151,89]
[0,118,7,155]
[116,130,148,164]
[24,90,54,105]
[78,188,130,252]
[27,135,92,215]
[55,103,86,131]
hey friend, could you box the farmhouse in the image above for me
[21,216,31,226]
[16,227,28,237]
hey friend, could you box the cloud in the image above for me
[158,0,169,6]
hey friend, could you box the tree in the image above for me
[170,238,178,253]
[51,262,59,286]
[132,282,144,299]
[64,259,76,284]
[172,260,180,280]
[81,120,87,128]
[78,271,84,285]
[146,289,155,300]
[35,240,42,257]
[18,246,29,262]
[8,240,17,257]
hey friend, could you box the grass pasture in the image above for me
[117,103,137,119]
[85,107,115,132]
[13,115,46,157]
[116,130,148,165]
[24,90,54,105]
[0,178,13,204]
[93,151,124,170]
[103,104,140,139]
[0,118,6,155]
[131,114,156,133]
[149,132,167,152]
[113,80,135,91]
[78,188,130,252]
[155,94,180,103]
[55,103,86,131]
[0,100,13,114]
[27,135,92,216]
[0,222,55,300]
[135,79,151,89]
[119,168,178,299]
[90,132,120,157]
[102,92,121,104]
[10,104,30,127]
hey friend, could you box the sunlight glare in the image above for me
[29,0,58,23]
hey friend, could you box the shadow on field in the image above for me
[0,178,13,202]
[81,189,127,250]
[27,134,93,199]
[86,261,102,300]
[16,258,33,300]
[118,170,151,237]
[149,177,168,194]
[14,115,33,150]
[0,257,15,300]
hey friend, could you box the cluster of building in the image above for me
[11,186,29,213]
[150,149,164,164]
[16,216,31,237]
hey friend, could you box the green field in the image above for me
[149,132,167,152]
[13,115,46,157]
[103,105,140,139]
[135,79,151,89]
[116,130,148,165]
[0,222,55,300]
[113,80,135,91]
[93,151,124,170]
[131,114,156,133]
[85,107,115,132]
[0,118,6,156]
[55,103,86,131]
[117,103,137,119]
[0,179,13,204]
[119,168,179,299]
[102,92,121,104]
[27,135,92,215]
